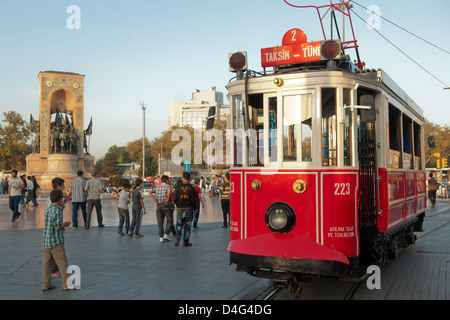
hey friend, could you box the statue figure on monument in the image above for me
[69,126,78,154]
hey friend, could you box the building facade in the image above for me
[168,87,230,130]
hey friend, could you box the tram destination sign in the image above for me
[261,39,341,68]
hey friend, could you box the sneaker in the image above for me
[174,235,181,247]
[135,234,144,238]
[117,230,125,236]
[192,227,199,231]
[128,232,133,237]
[183,243,192,247]
[163,234,171,241]
[160,237,164,243]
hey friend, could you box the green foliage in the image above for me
[425,120,450,168]
[0,111,32,170]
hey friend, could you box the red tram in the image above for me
[225,25,427,290]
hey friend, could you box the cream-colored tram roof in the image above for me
[226,68,425,124]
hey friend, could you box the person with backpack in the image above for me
[427,172,438,208]
[173,171,196,247]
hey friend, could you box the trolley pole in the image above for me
[140,101,147,180]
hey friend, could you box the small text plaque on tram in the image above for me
[261,41,322,67]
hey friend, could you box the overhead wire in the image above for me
[349,5,449,88]
[351,0,450,55]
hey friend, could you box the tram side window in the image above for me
[402,114,413,169]
[343,89,352,166]
[388,104,402,168]
[414,122,422,170]
[322,88,337,166]
[282,94,312,162]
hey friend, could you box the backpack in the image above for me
[175,183,194,205]
[429,178,438,191]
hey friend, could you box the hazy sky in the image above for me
[1,0,449,160]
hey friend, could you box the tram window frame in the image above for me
[413,122,422,170]
[402,114,413,169]
[247,94,264,167]
[232,95,243,167]
[282,93,313,163]
[343,88,352,166]
[267,96,278,163]
[322,88,337,167]
[388,104,402,168]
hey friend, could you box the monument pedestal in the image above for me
[26,153,94,192]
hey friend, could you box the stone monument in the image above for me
[26,71,95,192]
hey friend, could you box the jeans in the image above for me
[156,203,173,237]
[130,207,143,235]
[193,205,200,228]
[86,199,103,226]
[221,199,230,226]
[117,207,130,233]
[176,209,193,244]
[9,195,21,220]
[72,201,87,228]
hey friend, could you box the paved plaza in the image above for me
[0,192,449,301]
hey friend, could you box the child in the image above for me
[117,183,131,236]
[45,177,72,278]
[42,189,72,291]
[129,178,146,238]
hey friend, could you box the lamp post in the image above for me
[140,101,146,179]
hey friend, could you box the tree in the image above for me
[0,111,32,170]
[99,152,121,178]
[424,120,450,168]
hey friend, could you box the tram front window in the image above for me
[283,94,312,162]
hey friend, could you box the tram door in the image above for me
[357,92,378,243]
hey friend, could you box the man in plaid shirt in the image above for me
[148,175,173,242]
[42,189,72,291]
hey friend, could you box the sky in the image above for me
[0,0,449,160]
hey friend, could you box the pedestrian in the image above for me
[42,189,73,291]
[192,178,204,231]
[117,183,131,236]
[31,174,40,202]
[69,170,88,229]
[427,172,438,208]
[220,173,231,228]
[173,171,196,247]
[148,175,173,243]
[19,174,27,207]
[45,177,72,278]
[129,178,146,238]
[84,172,104,229]
[46,177,72,210]
[8,170,24,222]
[25,176,38,207]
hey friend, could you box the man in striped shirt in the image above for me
[42,189,72,291]
[148,175,173,242]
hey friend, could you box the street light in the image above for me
[140,101,146,179]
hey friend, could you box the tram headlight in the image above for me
[265,202,296,234]
[321,40,341,60]
[228,51,248,72]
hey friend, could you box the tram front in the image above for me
[226,29,364,279]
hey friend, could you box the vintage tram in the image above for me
[225,27,427,289]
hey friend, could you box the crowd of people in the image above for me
[3,168,230,291]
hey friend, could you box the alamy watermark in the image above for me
[366,5,381,30]
[66,5,81,30]
[66,265,81,289]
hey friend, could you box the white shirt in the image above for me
[9,177,23,196]
[27,180,34,191]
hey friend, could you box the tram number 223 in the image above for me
[334,183,351,196]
